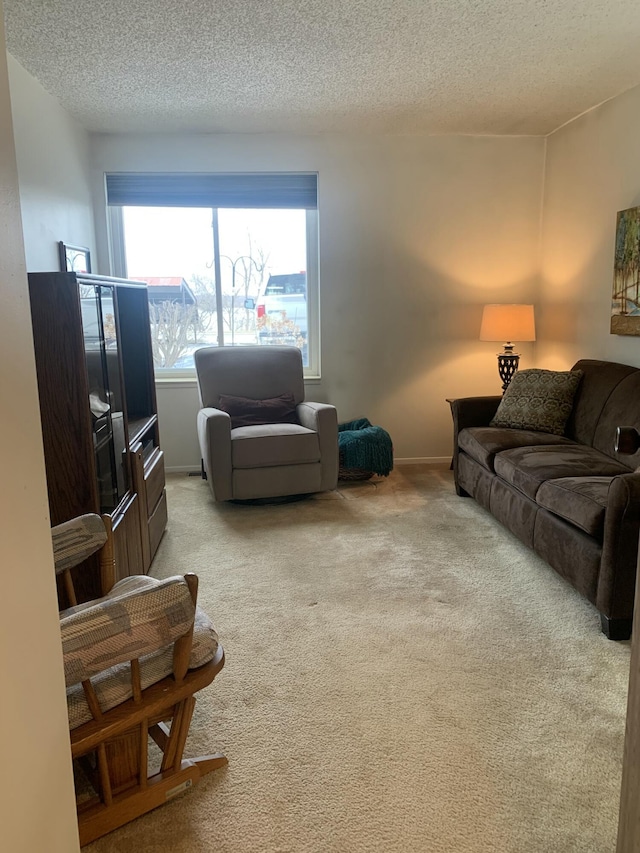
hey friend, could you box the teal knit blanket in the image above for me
[338,418,394,476]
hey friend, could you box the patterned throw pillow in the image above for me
[490,368,583,436]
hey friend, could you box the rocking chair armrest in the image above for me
[61,575,196,687]
[51,513,108,573]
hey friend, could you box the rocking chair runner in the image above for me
[52,514,226,846]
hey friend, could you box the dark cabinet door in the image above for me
[80,283,130,513]
[29,272,99,528]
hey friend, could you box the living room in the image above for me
[3,2,640,851]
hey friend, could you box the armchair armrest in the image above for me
[61,575,196,687]
[297,401,336,431]
[297,402,339,490]
[197,406,233,501]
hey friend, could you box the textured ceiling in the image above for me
[4,0,640,135]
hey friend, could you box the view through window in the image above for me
[120,206,313,372]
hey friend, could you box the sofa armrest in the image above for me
[448,396,503,432]
[598,472,640,620]
[197,407,233,501]
[448,396,502,494]
[297,402,339,491]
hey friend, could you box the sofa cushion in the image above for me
[536,476,615,539]
[490,368,583,435]
[231,422,320,468]
[459,427,575,472]
[493,444,629,501]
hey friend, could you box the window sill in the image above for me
[154,376,199,388]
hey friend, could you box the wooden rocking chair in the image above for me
[52,514,226,846]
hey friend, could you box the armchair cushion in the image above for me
[218,391,299,428]
[231,423,320,468]
[63,575,219,730]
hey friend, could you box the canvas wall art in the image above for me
[611,206,640,336]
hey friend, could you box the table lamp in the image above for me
[480,304,536,393]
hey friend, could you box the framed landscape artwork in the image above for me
[58,241,91,274]
[611,206,640,336]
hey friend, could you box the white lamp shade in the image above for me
[480,304,536,342]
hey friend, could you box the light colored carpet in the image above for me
[86,466,630,853]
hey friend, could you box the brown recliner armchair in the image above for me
[195,345,338,501]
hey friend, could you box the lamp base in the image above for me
[497,353,520,393]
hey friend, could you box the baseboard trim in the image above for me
[166,459,451,475]
[394,457,451,467]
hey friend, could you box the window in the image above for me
[106,173,319,378]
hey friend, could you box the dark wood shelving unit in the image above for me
[28,272,167,605]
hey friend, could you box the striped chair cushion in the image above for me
[61,575,219,730]
[52,514,107,573]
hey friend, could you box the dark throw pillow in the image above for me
[490,368,583,436]
[217,392,299,429]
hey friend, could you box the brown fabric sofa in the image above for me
[450,359,640,639]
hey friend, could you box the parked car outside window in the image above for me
[256,272,307,349]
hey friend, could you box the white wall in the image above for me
[0,22,80,853]
[539,84,640,369]
[92,132,545,468]
[7,55,96,271]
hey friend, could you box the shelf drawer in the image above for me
[144,448,165,518]
[148,490,167,560]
